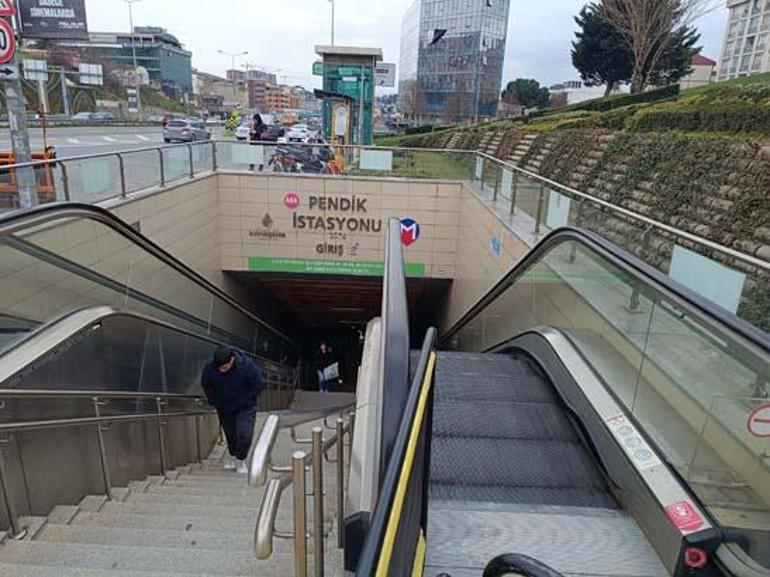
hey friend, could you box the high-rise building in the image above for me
[399,0,512,123]
[719,0,770,79]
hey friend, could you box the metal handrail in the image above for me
[483,554,567,577]
[249,403,356,487]
[254,421,349,561]
[0,389,207,401]
[476,151,770,273]
[0,408,214,433]
[0,203,298,347]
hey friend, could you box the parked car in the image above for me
[72,112,95,121]
[93,112,116,121]
[286,124,311,143]
[259,125,285,142]
[234,123,251,141]
[163,119,211,143]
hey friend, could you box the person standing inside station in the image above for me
[249,113,266,171]
[316,342,338,393]
[201,346,263,473]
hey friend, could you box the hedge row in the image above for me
[529,84,680,120]
[404,124,452,135]
[629,104,770,134]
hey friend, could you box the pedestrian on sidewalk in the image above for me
[201,346,263,474]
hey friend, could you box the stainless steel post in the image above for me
[211,141,218,171]
[534,183,546,235]
[158,148,166,187]
[0,440,24,539]
[511,173,519,215]
[336,418,344,549]
[156,398,167,475]
[117,154,127,197]
[92,397,114,500]
[292,450,308,577]
[493,166,501,202]
[348,411,355,447]
[193,400,201,463]
[60,162,71,201]
[312,427,324,577]
[188,145,195,178]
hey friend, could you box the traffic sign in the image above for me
[747,403,770,438]
[0,18,15,64]
[0,63,18,80]
[23,59,47,81]
[0,0,15,16]
[375,63,396,88]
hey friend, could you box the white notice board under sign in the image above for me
[669,245,746,314]
[374,63,396,87]
[360,150,393,171]
[500,168,513,200]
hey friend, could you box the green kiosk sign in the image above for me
[248,257,425,278]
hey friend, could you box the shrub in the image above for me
[629,104,770,134]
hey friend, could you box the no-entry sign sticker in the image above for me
[747,403,770,439]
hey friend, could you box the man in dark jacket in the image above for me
[201,346,263,473]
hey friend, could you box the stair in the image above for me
[0,419,346,577]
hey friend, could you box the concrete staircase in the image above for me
[0,421,345,577]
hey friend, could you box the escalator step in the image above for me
[429,482,618,509]
[432,399,576,441]
[430,436,610,492]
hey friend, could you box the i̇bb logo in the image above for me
[284,192,300,210]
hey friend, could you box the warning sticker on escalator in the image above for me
[605,414,662,471]
[665,500,705,533]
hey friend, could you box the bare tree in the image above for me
[602,0,719,93]
[399,79,426,121]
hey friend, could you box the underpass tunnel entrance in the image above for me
[228,271,451,392]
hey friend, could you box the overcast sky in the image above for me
[84,0,729,91]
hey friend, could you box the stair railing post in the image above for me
[534,183,546,235]
[92,397,114,501]
[336,418,345,549]
[193,399,202,463]
[312,427,325,577]
[0,438,25,539]
[510,172,519,215]
[292,450,308,577]
[156,398,167,475]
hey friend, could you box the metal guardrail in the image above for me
[0,389,214,539]
[474,151,770,274]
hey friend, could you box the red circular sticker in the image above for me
[747,403,770,438]
[284,192,300,210]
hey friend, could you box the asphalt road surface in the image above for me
[0,125,226,158]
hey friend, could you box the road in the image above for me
[0,125,227,158]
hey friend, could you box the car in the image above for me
[234,123,251,141]
[93,112,116,121]
[163,119,211,143]
[72,112,95,122]
[286,124,311,143]
[259,125,285,142]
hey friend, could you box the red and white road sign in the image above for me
[747,403,770,438]
[0,18,15,65]
[0,0,15,17]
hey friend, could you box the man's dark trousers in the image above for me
[218,406,257,460]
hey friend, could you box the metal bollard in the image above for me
[92,397,114,500]
[312,427,325,577]
[292,451,308,577]
[336,418,345,549]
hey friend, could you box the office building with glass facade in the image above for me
[399,0,511,123]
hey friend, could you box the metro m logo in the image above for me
[400,218,420,247]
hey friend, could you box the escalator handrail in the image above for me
[355,327,437,577]
[0,307,295,389]
[0,202,297,346]
[440,226,770,356]
[378,218,411,481]
[482,554,568,577]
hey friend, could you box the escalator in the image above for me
[0,204,302,527]
[353,222,770,577]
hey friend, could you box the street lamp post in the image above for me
[125,0,142,113]
[328,0,335,45]
[218,50,249,102]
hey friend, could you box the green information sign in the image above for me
[248,257,425,278]
[312,61,325,76]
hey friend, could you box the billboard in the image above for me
[18,0,89,40]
